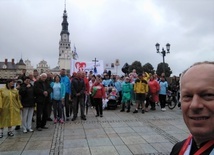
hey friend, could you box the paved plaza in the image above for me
[0,105,189,155]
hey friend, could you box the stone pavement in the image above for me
[0,105,189,155]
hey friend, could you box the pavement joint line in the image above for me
[50,123,64,155]
[70,118,178,124]
[146,121,180,144]
[19,130,34,155]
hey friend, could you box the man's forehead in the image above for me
[181,64,214,82]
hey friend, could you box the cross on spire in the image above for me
[92,58,99,67]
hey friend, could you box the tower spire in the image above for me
[58,1,71,70]
[60,1,69,35]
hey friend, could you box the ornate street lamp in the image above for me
[155,43,171,75]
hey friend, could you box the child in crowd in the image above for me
[108,88,117,100]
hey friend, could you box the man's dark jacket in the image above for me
[34,79,52,103]
[71,77,85,97]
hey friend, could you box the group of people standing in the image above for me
[0,67,178,138]
[118,69,179,114]
[0,68,109,138]
[0,61,213,154]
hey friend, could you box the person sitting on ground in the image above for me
[170,61,214,155]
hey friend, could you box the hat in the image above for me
[17,79,23,84]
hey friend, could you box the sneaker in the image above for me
[120,109,124,112]
[60,119,64,124]
[7,131,14,137]
[145,108,149,112]
[95,115,99,117]
[100,115,103,117]
[126,109,130,113]
[133,109,138,113]
[142,110,145,114]
[161,108,166,111]
[28,129,34,132]
[54,119,58,124]
[23,129,27,133]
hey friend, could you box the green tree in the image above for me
[142,63,155,74]
[156,62,172,77]
[128,61,143,74]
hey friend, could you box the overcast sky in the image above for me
[0,0,213,76]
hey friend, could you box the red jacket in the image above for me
[83,77,90,94]
[148,79,160,94]
[92,82,106,99]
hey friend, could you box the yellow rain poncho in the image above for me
[0,86,23,128]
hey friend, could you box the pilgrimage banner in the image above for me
[70,60,104,75]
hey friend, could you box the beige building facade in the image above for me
[0,58,26,82]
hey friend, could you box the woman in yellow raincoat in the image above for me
[0,79,23,138]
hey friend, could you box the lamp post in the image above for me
[155,43,170,75]
[115,59,120,75]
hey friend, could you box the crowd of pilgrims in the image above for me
[0,68,179,138]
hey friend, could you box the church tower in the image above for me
[58,3,72,70]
